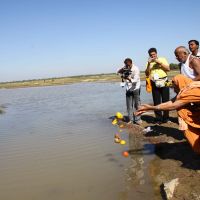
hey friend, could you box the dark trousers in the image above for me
[151,81,169,120]
[126,88,141,122]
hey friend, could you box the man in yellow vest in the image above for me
[145,48,170,124]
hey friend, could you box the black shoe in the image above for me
[153,118,162,125]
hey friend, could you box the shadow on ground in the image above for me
[154,141,200,170]
[140,115,200,170]
[144,125,184,141]
[141,114,178,124]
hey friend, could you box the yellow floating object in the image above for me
[119,129,122,132]
[112,118,118,125]
[120,140,126,145]
[116,112,123,119]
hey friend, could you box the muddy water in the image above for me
[0,83,155,200]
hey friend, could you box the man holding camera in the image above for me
[117,58,142,125]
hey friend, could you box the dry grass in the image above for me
[0,70,179,89]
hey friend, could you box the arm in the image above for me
[145,64,150,76]
[155,58,170,72]
[117,67,124,74]
[190,58,200,81]
[135,100,187,116]
[145,59,151,76]
[129,66,140,83]
[155,100,186,110]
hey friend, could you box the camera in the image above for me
[121,67,132,80]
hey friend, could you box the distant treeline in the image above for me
[169,63,180,70]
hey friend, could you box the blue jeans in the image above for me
[126,88,141,122]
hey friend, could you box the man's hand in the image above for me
[148,58,154,63]
[135,104,153,116]
[155,58,170,71]
[125,76,132,82]
[154,59,162,65]
[117,67,125,74]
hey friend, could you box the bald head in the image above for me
[174,46,190,54]
[174,46,190,63]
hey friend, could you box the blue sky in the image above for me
[1,0,200,82]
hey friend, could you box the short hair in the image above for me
[124,58,132,64]
[148,48,157,55]
[188,40,199,46]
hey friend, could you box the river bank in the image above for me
[0,70,179,89]
[123,111,200,200]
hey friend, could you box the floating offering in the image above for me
[114,138,121,143]
[122,151,129,157]
[120,140,126,145]
[116,112,123,119]
[114,134,121,143]
[114,133,120,138]
[119,129,122,132]
[112,118,118,125]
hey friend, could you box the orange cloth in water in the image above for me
[172,74,200,154]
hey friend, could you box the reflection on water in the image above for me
[127,133,145,186]
[0,82,155,200]
[116,127,155,200]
